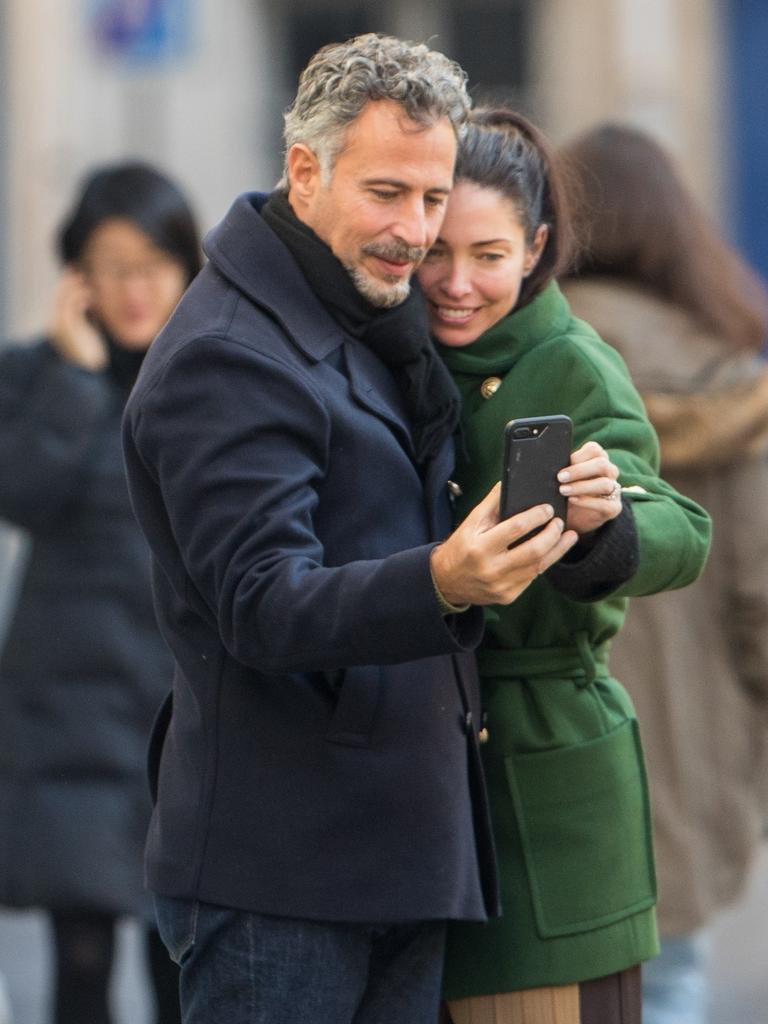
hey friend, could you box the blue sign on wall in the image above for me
[87,0,193,65]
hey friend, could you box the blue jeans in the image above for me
[643,933,711,1024]
[154,895,446,1024]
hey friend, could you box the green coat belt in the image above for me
[440,283,711,995]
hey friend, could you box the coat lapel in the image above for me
[343,341,416,462]
[344,342,457,540]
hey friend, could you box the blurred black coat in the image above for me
[0,339,173,913]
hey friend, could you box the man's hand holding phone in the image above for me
[430,483,578,608]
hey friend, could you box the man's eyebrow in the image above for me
[362,177,452,194]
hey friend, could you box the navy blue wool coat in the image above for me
[122,194,499,923]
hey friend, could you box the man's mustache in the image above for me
[361,242,426,265]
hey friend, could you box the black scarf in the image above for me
[262,190,460,468]
[105,335,146,394]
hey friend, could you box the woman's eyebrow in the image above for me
[470,237,513,246]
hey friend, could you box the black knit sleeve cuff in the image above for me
[544,501,639,602]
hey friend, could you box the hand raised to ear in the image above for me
[48,269,108,372]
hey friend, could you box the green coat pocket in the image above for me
[504,718,656,938]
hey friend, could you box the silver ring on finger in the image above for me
[603,481,622,501]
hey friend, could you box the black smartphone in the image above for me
[500,415,573,542]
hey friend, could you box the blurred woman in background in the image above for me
[561,122,768,1024]
[0,162,201,1024]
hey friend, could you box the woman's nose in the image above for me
[440,265,473,299]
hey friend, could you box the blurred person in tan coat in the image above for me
[560,123,768,1024]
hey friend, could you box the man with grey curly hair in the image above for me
[277,32,470,307]
[127,31,577,1024]
[279,33,470,189]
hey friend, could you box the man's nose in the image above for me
[394,199,429,249]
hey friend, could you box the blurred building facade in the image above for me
[0,0,764,339]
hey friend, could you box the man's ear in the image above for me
[287,143,322,210]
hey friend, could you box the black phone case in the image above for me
[500,416,573,535]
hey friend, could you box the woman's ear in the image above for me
[523,223,549,278]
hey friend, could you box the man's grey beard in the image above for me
[344,241,426,308]
[346,265,412,308]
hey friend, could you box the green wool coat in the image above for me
[439,282,712,996]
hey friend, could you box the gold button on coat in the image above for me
[480,376,502,400]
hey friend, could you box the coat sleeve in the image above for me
[0,342,112,531]
[545,501,639,601]
[124,335,483,674]
[558,336,712,598]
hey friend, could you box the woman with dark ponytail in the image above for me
[418,110,711,1024]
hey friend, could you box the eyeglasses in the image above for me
[83,255,180,284]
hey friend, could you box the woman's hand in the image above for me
[47,269,108,372]
[557,441,622,535]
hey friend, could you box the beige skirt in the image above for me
[447,985,579,1024]
[444,966,642,1024]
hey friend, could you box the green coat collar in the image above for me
[439,282,571,384]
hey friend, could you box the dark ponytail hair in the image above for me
[58,161,202,286]
[454,107,575,308]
